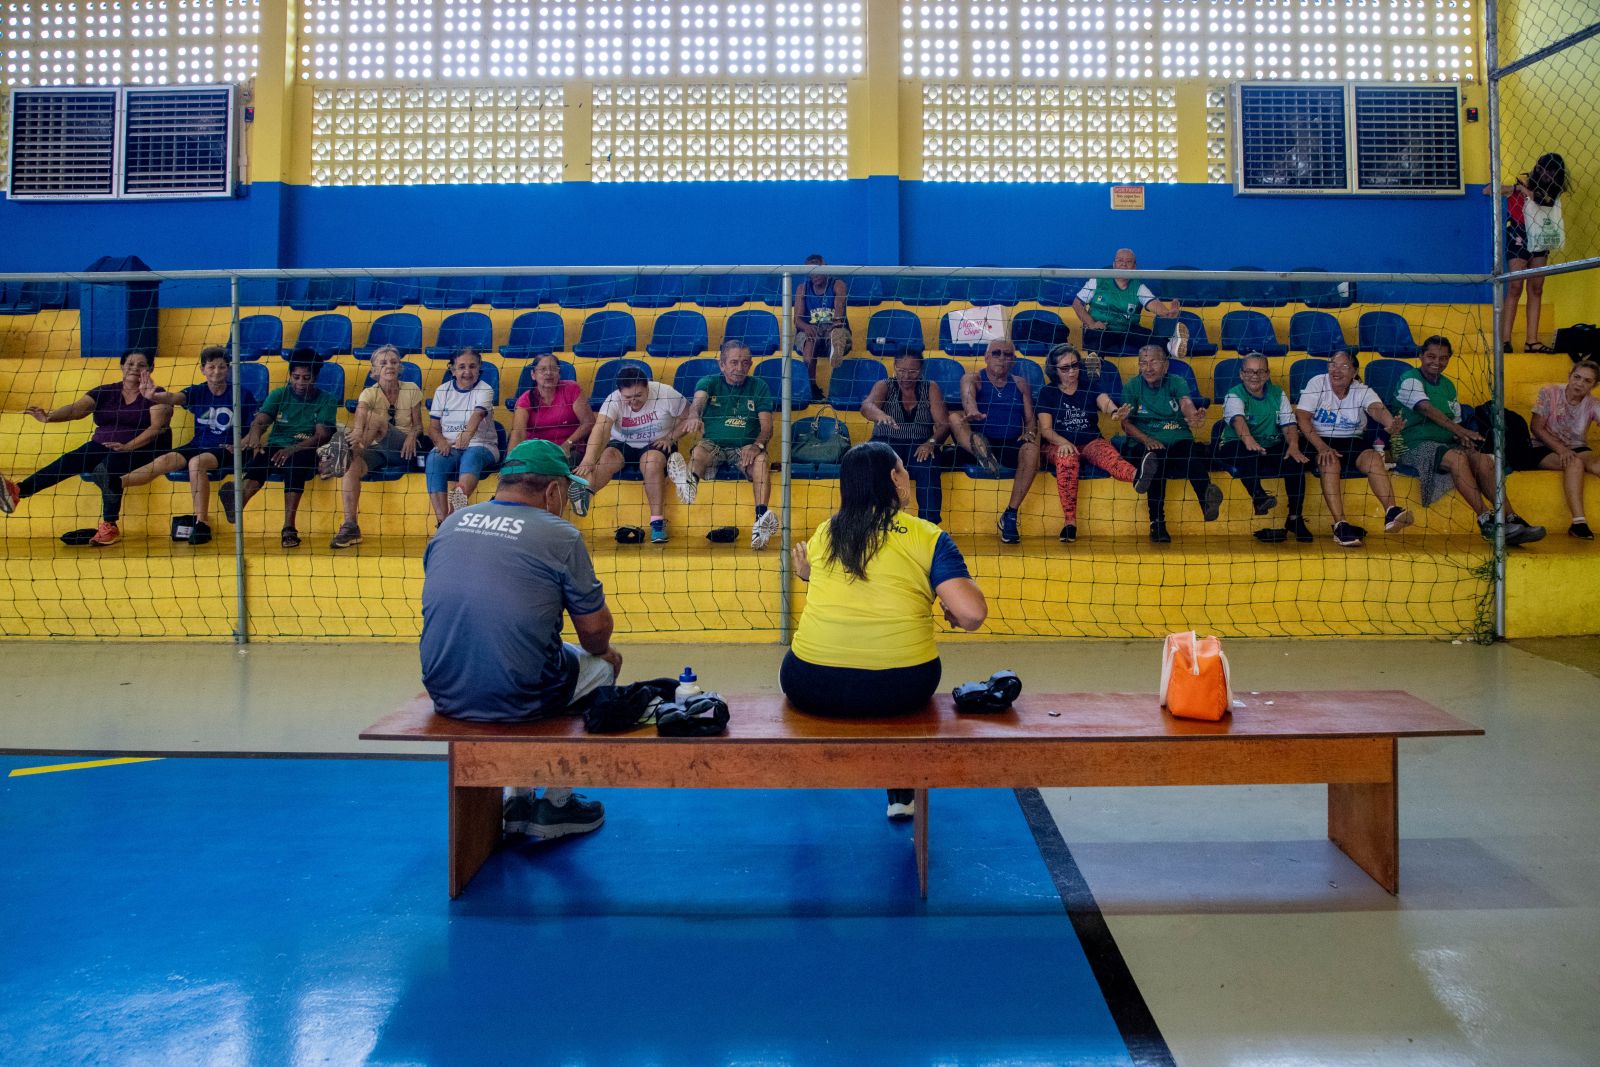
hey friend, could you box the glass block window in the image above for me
[921,82,1177,183]
[309,84,563,185]
[592,81,847,181]
[901,0,1477,82]
[297,0,863,81]
[0,87,10,187]
[1204,82,1227,183]
[0,0,261,86]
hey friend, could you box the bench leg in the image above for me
[1327,739,1399,894]
[448,745,502,899]
[914,788,930,899]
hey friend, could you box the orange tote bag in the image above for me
[1159,631,1233,721]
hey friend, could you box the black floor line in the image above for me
[1015,787,1176,1067]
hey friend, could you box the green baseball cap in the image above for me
[499,439,590,486]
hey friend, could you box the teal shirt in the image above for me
[1395,369,1461,447]
[1124,374,1193,445]
[261,385,337,448]
[695,374,773,447]
[1221,382,1289,446]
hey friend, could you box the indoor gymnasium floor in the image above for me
[2,637,1598,1066]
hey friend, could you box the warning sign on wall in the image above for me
[1110,185,1146,211]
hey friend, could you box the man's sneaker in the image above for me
[886,789,915,820]
[1478,515,1496,543]
[330,521,362,549]
[998,509,1021,544]
[219,482,237,524]
[1332,521,1363,547]
[88,521,121,548]
[1383,506,1414,533]
[568,479,593,517]
[751,508,781,550]
[1252,491,1278,516]
[1347,524,1368,541]
[1059,523,1077,543]
[1505,521,1547,547]
[970,434,1001,475]
[0,476,19,514]
[447,486,471,513]
[650,518,669,544]
[1134,451,1160,494]
[1199,482,1223,522]
[188,520,212,546]
[1166,320,1190,360]
[667,452,697,504]
[1570,521,1594,540]
[1149,520,1172,544]
[1284,516,1315,543]
[515,793,606,840]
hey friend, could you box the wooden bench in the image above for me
[361,690,1482,899]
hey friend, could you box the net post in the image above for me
[1486,0,1507,638]
[778,270,794,644]
[229,274,249,645]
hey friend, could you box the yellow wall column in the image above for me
[565,81,594,182]
[850,0,901,180]
[1173,82,1208,184]
[249,0,298,186]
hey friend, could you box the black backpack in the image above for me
[1474,403,1538,471]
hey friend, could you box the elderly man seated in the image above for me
[1071,247,1187,358]
[947,339,1042,545]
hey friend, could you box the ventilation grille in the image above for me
[1237,84,1347,192]
[123,88,233,195]
[8,89,118,197]
[1354,85,1461,192]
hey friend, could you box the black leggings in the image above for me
[780,651,942,718]
[243,449,319,494]
[1120,437,1214,522]
[1215,438,1310,518]
[17,435,173,522]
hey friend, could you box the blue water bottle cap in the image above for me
[679,667,697,683]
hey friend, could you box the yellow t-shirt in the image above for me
[791,510,965,670]
[357,382,425,432]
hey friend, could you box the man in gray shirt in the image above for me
[421,438,622,839]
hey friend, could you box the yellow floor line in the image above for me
[8,757,164,778]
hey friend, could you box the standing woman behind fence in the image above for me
[1499,152,1568,354]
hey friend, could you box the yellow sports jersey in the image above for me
[792,510,966,670]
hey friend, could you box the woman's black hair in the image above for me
[825,441,904,581]
[526,352,562,412]
[120,349,154,367]
[1045,342,1083,386]
[1528,153,1567,205]
[1329,348,1362,380]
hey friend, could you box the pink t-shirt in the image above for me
[1533,383,1600,449]
[515,380,584,444]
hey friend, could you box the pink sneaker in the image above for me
[88,521,121,547]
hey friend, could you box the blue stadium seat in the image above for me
[827,358,888,412]
[281,277,355,311]
[418,276,485,309]
[0,281,42,314]
[1093,363,1124,406]
[963,275,1021,308]
[893,276,948,306]
[572,310,637,359]
[1231,266,1292,309]
[589,357,652,410]
[752,275,786,307]
[698,275,753,308]
[1036,274,1082,307]
[315,361,347,407]
[645,310,709,359]
[863,309,925,357]
[846,275,887,306]
[489,275,556,309]
[560,275,629,309]
[1293,267,1355,309]
[1288,358,1329,403]
[354,313,423,358]
[1358,311,1419,359]
[1163,266,1224,308]
[346,359,425,412]
[237,315,283,361]
[503,358,577,411]
[671,357,722,399]
[425,311,495,360]
[630,275,705,308]
[753,357,812,410]
[1363,358,1414,411]
[1166,358,1207,408]
[286,313,352,358]
[1153,311,1219,358]
[723,309,782,356]
[1012,309,1067,357]
[937,313,988,358]
[790,415,850,478]
[922,357,967,405]
[500,311,566,360]
[1220,310,1288,357]
[1288,310,1348,357]
[1212,357,1243,405]
[1012,357,1046,401]
[353,277,419,311]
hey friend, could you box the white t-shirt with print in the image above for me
[430,380,499,458]
[1296,375,1381,439]
[601,382,687,447]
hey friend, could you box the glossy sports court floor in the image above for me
[2,638,1597,1066]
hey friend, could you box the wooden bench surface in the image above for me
[361,690,1482,744]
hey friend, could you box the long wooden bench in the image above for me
[361,690,1482,899]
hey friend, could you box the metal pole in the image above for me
[230,275,248,644]
[1486,0,1507,638]
[778,271,794,643]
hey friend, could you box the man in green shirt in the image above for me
[1119,344,1223,543]
[1395,335,1544,545]
[227,358,338,548]
[676,339,780,549]
[1071,247,1186,358]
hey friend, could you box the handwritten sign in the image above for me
[1111,185,1145,211]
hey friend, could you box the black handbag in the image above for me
[1553,323,1600,363]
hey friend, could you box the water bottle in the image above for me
[674,667,703,705]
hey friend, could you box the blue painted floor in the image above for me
[0,756,1132,1066]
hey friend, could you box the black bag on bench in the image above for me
[583,677,677,733]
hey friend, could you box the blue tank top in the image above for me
[798,279,839,328]
[975,374,1026,443]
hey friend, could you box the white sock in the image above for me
[542,787,572,807]
[1575,515,1588,525]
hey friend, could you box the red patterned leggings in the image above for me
[1043,438,1136,524]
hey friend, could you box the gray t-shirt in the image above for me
[420,500,606,722]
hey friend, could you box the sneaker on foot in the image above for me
[1252,491,1278,516]
[998,510,1020,544]
[219,482,237,524]
[447,486,471,513]
[0,476,19,514]
[1478,514,1496,543]
[1134,451,1160,494]
[1166,320,1190,360]
[520,792,606,839]
[1059,523,1077,543]
[650,519,669,544]
[568,479,593,517]
[1383,506,1414,533]
[1332,521,1363,547]
[88,521,121,547]
[667,452,697,504]
[1200,482,1223,522]
[1149,520,1172,544]
[330,521,362,549]
[886,789,915,820]
[970,434,1001,475]
[750,508,781,550]
[1284,516,1314,543]
[1347,524,1368,541]
[188,520,212,546]
[1570,521,1594,540]
[1505,521,1547,547]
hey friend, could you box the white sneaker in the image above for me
[447,486,471,513]
[750,509,781,550]
[667,452,697,504]
[1166,320,1189,360]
